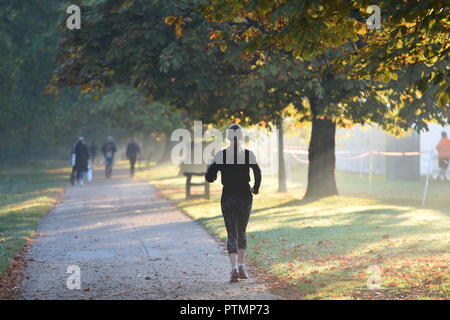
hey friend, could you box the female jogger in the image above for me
[205,124,261,283]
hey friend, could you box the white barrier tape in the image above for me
[285,146,362,154]
[336,152,371,160]
[371,151,423,156]
[290,153,309,164]
[284,150,365,155]
[336,150,365,155]
[284,149,309,155]
[283,147,364,155]
[284,146,307,150]
[289,150,427,163]
[337,150,423,160]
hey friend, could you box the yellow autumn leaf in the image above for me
[175,23,184,38]
[164,16,177,25]
[356,26,367,35]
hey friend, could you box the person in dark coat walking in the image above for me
[126,138,141,177]
[73,136,90,186]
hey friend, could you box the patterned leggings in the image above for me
[221,195,253,254]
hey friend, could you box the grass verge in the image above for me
[0,161,69,280]
[137,163,450,300]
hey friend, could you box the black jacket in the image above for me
[126,142,141,158]
[205,148,261,198]
[102,142,117,159]
[74,141,89,171]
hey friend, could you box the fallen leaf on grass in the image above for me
[386,282,398,287]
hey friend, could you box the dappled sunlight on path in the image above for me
[18,168,279,300]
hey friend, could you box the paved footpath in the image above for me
[18,169,279,300]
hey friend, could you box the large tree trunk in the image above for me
[304,110,338,199]
[276,115,287,192]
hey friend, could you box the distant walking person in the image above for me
[126,138,141,177]
[205,124,261,283]
[89,142,98,166]
[70,141,77,185]
[102,136,117,179]
[73,136,90,186]
[436,131,450,181]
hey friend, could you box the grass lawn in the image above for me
[136,163,450,300]
[0,161,69,277]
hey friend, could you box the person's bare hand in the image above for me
[252,187,259,195]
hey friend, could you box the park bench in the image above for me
[184,172,210,200]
